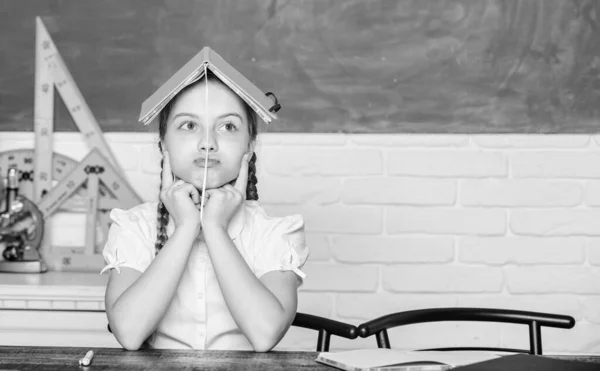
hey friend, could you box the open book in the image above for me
[316,349,501,371]
[139,46,278,125]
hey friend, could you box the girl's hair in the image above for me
[155,71,259,254]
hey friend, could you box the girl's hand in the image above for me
[202,152,250,232]
[160,151,202,232]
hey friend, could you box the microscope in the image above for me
[0,167,47,273]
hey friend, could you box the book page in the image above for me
[316,349,500,371]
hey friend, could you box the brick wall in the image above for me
[1,132,598,353]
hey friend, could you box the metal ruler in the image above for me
[33,16,127,201]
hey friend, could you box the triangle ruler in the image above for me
[33,16,132,201]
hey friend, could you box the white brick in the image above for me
[0,141,33,151]
[343,178,456,205]
[75,301,101,310]
[4,300,26,309]
[331,236,454,263]
[329,335,375,351]
[581,297,600,324]
[387,207,506,236]
[472,134,590,148]
[259,176,341,204]
[588,238,600,265]
[511,152,600,178]
[383,265,504,293]
[301,263,378,292]
[297,292,333,318]
[305,233,332,261]
[27,300,52,309]
[336,294,457,320]
[140,142,162,174]
[387,150,506,177]
[371,322,504,351]
[584,181,600,206]
[351,134,469,147]
[105,132,156,144]
[264,205,383,234]
[125,172,160,203]
[458,237,585,265]
[504,323,600,353]
[460,180,582,207]
[511,210,600,236]
[263,148,383,176]
[108,142,140,171]
[52,301,76,310]
[263,133,347,146]
[455,295,582,321]
[54,141,89,161]
[505,266,600,294]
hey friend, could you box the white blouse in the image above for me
[101,200,309,350]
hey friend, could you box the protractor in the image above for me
[0,149,119,210]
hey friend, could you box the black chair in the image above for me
[357,307,575,355]
[292,312,358,352]
[108,312,357,352]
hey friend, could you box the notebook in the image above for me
[453,354,600,370]
[138,46,278,126]
[315,349,501,371]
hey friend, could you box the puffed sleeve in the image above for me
[100,207,155,275]
[254,214,310,285]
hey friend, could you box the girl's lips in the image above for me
[194,159,220,167]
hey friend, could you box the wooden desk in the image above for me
[2,346,600,370]
[0,346,330,370]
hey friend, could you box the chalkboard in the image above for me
[1,0,599,133]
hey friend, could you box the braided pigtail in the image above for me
[155,144,170,254]
[246,152,258,201]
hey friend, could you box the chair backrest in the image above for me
[356,307,575,355]
[108,312,358,352]
[292,312,358,352]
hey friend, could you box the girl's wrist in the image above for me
[174,223,201,239]
[202,223,228,238]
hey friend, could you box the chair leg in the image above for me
[529,320,542,355]
[317,330,331,352]
[376,330,391,349]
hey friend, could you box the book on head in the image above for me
[138,46,279,126]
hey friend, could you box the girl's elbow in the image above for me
[251,338,276,353]
[110,321,147,351]
[249,323,288,352]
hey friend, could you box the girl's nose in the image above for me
[198,132,218,152]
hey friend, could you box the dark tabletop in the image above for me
[2,346,600,371]
[0,346,331,371]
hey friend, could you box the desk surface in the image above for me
[0,346,330,370]
[2,346,600,371]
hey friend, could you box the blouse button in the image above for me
[198,256,206,263]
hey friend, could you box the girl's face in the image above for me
[162,80,252,190]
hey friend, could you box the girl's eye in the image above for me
[222,122,237,132]
[179,121,197,131]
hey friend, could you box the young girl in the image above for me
[101,61,309,351]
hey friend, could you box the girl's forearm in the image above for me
[108,226,197,349]
[204,227,291,352]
